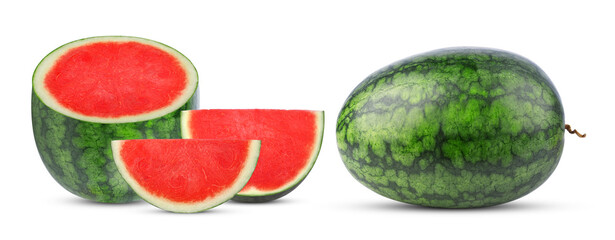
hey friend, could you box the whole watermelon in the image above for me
[336,47,565,208]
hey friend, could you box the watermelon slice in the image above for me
[32,36,199,203]
[111,139,260,213]
[181,109,324,202]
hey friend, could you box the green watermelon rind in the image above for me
[336,47,565,208]
[181,110,325,203]
[230,178,304,203]
[31,36,199,203]
[111,139,261,213]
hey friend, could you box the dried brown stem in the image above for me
[565,124,586,138]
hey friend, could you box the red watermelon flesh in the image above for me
[181,109,324,202]
[111,139,260,213]
[33,36,198,123]
[45,41,186,117]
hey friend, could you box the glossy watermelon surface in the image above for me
[336,47,565,208]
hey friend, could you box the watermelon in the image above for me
[181,109,324,202]
[111,139,260,213]
[31,36,199,203]
[336,47,566,208]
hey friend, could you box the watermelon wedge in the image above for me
[32,36,199,203]
[181,109,324,202]
[111,139,260,213]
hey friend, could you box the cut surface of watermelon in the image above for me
[33,36,198,123]
[111,139,260,213]
[181,109,324,202]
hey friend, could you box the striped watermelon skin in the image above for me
[31,93,198,203]
[336,47,565,208]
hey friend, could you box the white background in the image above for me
[2,0,613,239]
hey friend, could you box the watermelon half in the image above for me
[111,139,260,213]
[31,36,199,203]
[181,109,324,202]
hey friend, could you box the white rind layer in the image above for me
[32,36,198,124]
[111,139,260,213]
[180,110,194,139]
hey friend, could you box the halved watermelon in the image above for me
[111,139,260,213]
[181,109,324,202]
[32,36,199,203]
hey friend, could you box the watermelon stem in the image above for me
[565,124,586,138]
